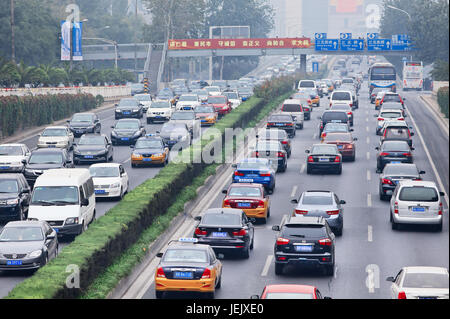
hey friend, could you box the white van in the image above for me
[298,80,316,90]
[329,90,354,108]
[280,99,305,129]
[28,168,96,237]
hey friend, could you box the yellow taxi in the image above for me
[130,135,169,167]
[222,183,270,223]
[375,91,387,110]
[194,105,218,126]
[323,79,334,93]
[155,238,223,299]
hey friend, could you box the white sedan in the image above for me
[387,266,449,299]
[89,163,129,200]
[37,126,74,150]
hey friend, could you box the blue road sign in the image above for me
[367,33,379,40]
[391,34,411,51]
[367,38,391,51]
[312,62,319,73]
[315,33,327,40]
[341,39,364,51]
[315,39,339,51]
[340,33,352,40]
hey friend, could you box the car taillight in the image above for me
[380,152,389,156]
[345,144,353,149]
[321,132,327,138]
[398,291,407,299]
[438,202,443,215]
[156,267,166,278]
[398,118,404,121]
[382,178,395,185]
[223,199,231,207]
[347,112,352,116]
[260,172,271,177]
[234,171,244,176]
[233,229,247,236]
[281,140,288,145]
[201,268,211,279]
[402,152,412,157]
[334,156,341,162]
[408,130,411,138]
[378,117,384,121]
[349,103,353,107]
[267,122,275,126]
[254,151,260,157]
[276,237,290,245]
[278,152,285,158]
[286,123,293,126]
[195,227,207,236]
[295,209,308,215]
[257,200,265,208]
[318,238,332,246]
[308,156,314,162]
[307,99,312,104]
[394,202,399,214]
[330,103,332,107]
[326,210,340,215]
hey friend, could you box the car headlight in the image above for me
[65,217,79,225]
[6,198,19,205]
[154,153,164,157]
[24,168,34,174]
[222,106,228,110]
[111,131,118,137]
[180,136,187,141]
[73,149,80,155]
[29,250,42,258]
[132,153,143,159]
[115,109,121,112]
[133,109,139,112]
[110,182,120,188]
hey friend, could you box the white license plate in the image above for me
[240,179,253,182]
[319,157,329,162]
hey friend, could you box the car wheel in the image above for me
[275,263,284,275]
[334,227,343,236]
[336,166,342,175]
[117,187,123,201]
[250,237,254,249]
[435,222,443,232]
[267,208,271,218]
[351,154,356,162]
[241,245,250,259]
[324,263,334,276]
[155,291,164,299]
[391,219,399,230]
[206,291,215,299]
[307,165,312,174]
[216,275,222,289]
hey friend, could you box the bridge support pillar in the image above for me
[300,54,307,76]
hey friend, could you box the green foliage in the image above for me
[47,67,69,86]
[437,87,449,118]
[432,61,449,81]
[0,60,20,87]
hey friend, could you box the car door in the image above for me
[18,176,31,209]
[209,247,222,285]
[105,136,113,158]
[242,213,254,243]
[66,128,74,147]
[391,269,404,298]
[44,223,58,258]
[119,165,128,192]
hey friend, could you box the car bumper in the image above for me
[37,143,69,149]
[147,115,170,122]
[307,162,341,171]
[115,111,141,118]
[52,224,83,236]
[155,278,215,293]
[94,187,121,198]
[392,214,442,225]
[197,238,247,251]
[70,127,95,136]
[241,207,268,219]
[0,205,21,222]
[379,157,412,167]
[111,136,140,145]
[132,156,166,165]
[232,177,273,188]
[0,257,44,271]
[338,148,355,158]
[274,252,333,267]
[74,155,107,163]
[0,165,23,173]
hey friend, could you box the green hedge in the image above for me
[0,93,98,138]
[437,86,449,118]
[6,76,295,299]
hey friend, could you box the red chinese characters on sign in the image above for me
[168,38,312,50]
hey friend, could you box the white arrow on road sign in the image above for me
[386,41,390,48]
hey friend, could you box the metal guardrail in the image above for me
[157,42,168,92]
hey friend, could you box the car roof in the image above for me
[228,183,264,189]
[31,148,65,153]
[397,180,438,188]
[264,284,316,294]
[43,126,67,130]
[89,163,121,168]
[403,266,448,274]
[3,220,45,228]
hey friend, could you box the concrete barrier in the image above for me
[433,81,449,94]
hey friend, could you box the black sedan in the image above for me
[193,208,255,258]
[376,140,413,172]
[67,113,101,137]
[0,174,31,222]
[256,129,291,158]
[115,98,143,119]
[306,144,342,174]
[378,163,425,200]
[251,141,288,172]
[266,114,296,138]
[159,122,191,150]
[110,119,146,145]
[0,221,58,271]
[73,134,114,165]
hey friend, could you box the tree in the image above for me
[47,67,69,86]
[0,59,20,87]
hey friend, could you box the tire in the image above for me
[350,154,356,162]
[307,165,312,174]
[131,163,137,168]
[250,237,254,249]
[391,219,399,230]
[334,227,343,236]
[216,275,222,289]
[324,264,334,276]
[434,222,443,232]
[275,263,284,275]
[155,291,164,299]
[241,245,250,259]
[206,291,215,299]
[336,166,342,175]
[116,187,123,201]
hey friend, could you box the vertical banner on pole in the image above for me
[143,78,149,93]
[72,21,83,61]
[61,20,71,61]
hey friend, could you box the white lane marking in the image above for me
[300,164,306,174]
[366,126,369,132]
[122,157,131,164]
[368,225,373,242]
[261,255,274,277]
[366,152,370,160]
[100,115,116,124]
[313,133,318,139]
[366,117,369,122]
[334,265,338,279]
[367,193,372,207]
[366,136,370,144]
[406,107,449,206]
[367,170,371,181]
[291,185,298,198]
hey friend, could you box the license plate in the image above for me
[295,245,313,252]
[48,145,56,148]
[238,202,251,208]
[419,297,437,299]
[121,138,130,141]
[143,158,152,162]
[239,179,253,183]
[331,120,341,123]
[0,166,10,169]
[84,155,94,159]
[201,120,206,122]
[7,260,22,265]
[412,207,425,212]
[390,161,401,164]
[338,145,343,149]
[95,190,106,194]
[212,232,228,237]
[319,157,329,162]
[54,228,59,233]
[173,271,193,279]
[276,123,285,126]
[123,112,131,115]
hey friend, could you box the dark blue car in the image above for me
[232,158,276,193]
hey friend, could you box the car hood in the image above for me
[195,112,215,117]
[112,129,139,135]
[38,136,69,143]
[28,205,80,221]
[0,155,26,163]
[92,177,120,186]
[0,192,19,201]
[133,148,164,155]
[170,119,194,126]
[0,241,43,255]
[160,131,188,139]
[116,106,139,110]
[75,145,106,153]
[26,163,63,170]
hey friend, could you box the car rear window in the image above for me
[282,104,302,112]
[402,273,449,289]
[299,81,315,88]
[302,195,333,205]
[269,115,292,122]
[381,141,410,151]
[383,165,418,176]
[385,128,409,139]
[332,92,351,100]
[322,112,348,122]
[281,225,327,237]
[399,187,439,202]
[265,292,314,299]
[202,213,241,226]
[163,249,207,263]
[383,95,401,102]
[228,187,262,197]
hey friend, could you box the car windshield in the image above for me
[383,95,401,102]
[119,99,138,107]
[402,273,449,289]
[42,129,67,137]
[163,249,207,263]
[195,106,214,113]
[381,103,403,110]
[0,179,19,193]
[115,121,139,130]
[302,194,333,205]
[135,140,163,149]
[224,92,238,99]
[78,136,105,145]
[31,186,79,205]
[171,112,195,120]
[208,97,227,104]
[265,292,314,299]
[228,187,262,197]
[381,141,410,151]
[28,153,62,164]
[151,101,170,108]
[135,95,151,101]
[71,114,94,122]
[89,166,119,177]
[299,81,314,88]
[332,92,351,100]
[269,115,292,122]
[384,165,418,176]
[202,213,241,226]
[311,145,337,155]
[205,86,220,93]
[0,227,43,242]
[399,187,439,202]
[179,95,198,102]
[0,145,23,156]
[282,104,301,112]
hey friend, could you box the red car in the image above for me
[251,284,330,299]
[207,96,232,116]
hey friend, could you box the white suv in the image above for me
[176,94,201,111]
[280,99,304,129]
[146,100,174,124]
[390,180,445,231]
[329,90,354,109]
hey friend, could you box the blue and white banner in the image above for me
[61,20,71,61]
[72,21,83,61]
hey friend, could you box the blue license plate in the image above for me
[319,158,329,162]
[143,158,152,162]
[84,155,94,159]
[174,271,193,279]
[238,202,251,208]
[390,161,401,164]
[0,166,10,169]
[123,112,131,115]
[295,245,313,252]
[338,145,343,149]
[54,228,59,233]
[276,123,285,126]
[201,120,207,122]
[95,190,106,194]
[48,145,56,148]
[121,138,130,141]
[7,260,22,266]
[412,207,425,212]
[212,232,228,237]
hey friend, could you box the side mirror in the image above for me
[350,129,354,132]
[419,170,426,174]
[439,192,446,197]
[339,200,346,205]
[222,189,228,194]
[353,137,358,141]
[411,147,415,151]
[81,198,89,207]
[111,125,115,129]
[156,252,163,258]
[373,114,378,118]
[323,296,332,299]
[290,199,298,204]
[194,216,202,221]
[403,97,406,100]
[250,295,260,299]
[386,276,395,282]
[410,132,415,136]
[272,225,280,231]
[376,168,382,174]
[66,120,70,123]
[47,232,56,240]
[21,159,27,164]
[305,150,310,154]
[130,145,134,149]
[375,147,380,150]
[66,159,72,164]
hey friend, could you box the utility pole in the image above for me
[134,0,138,82]
[10,0,15,63]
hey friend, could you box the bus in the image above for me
[402,61,423,91]
[368,62,397,93]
